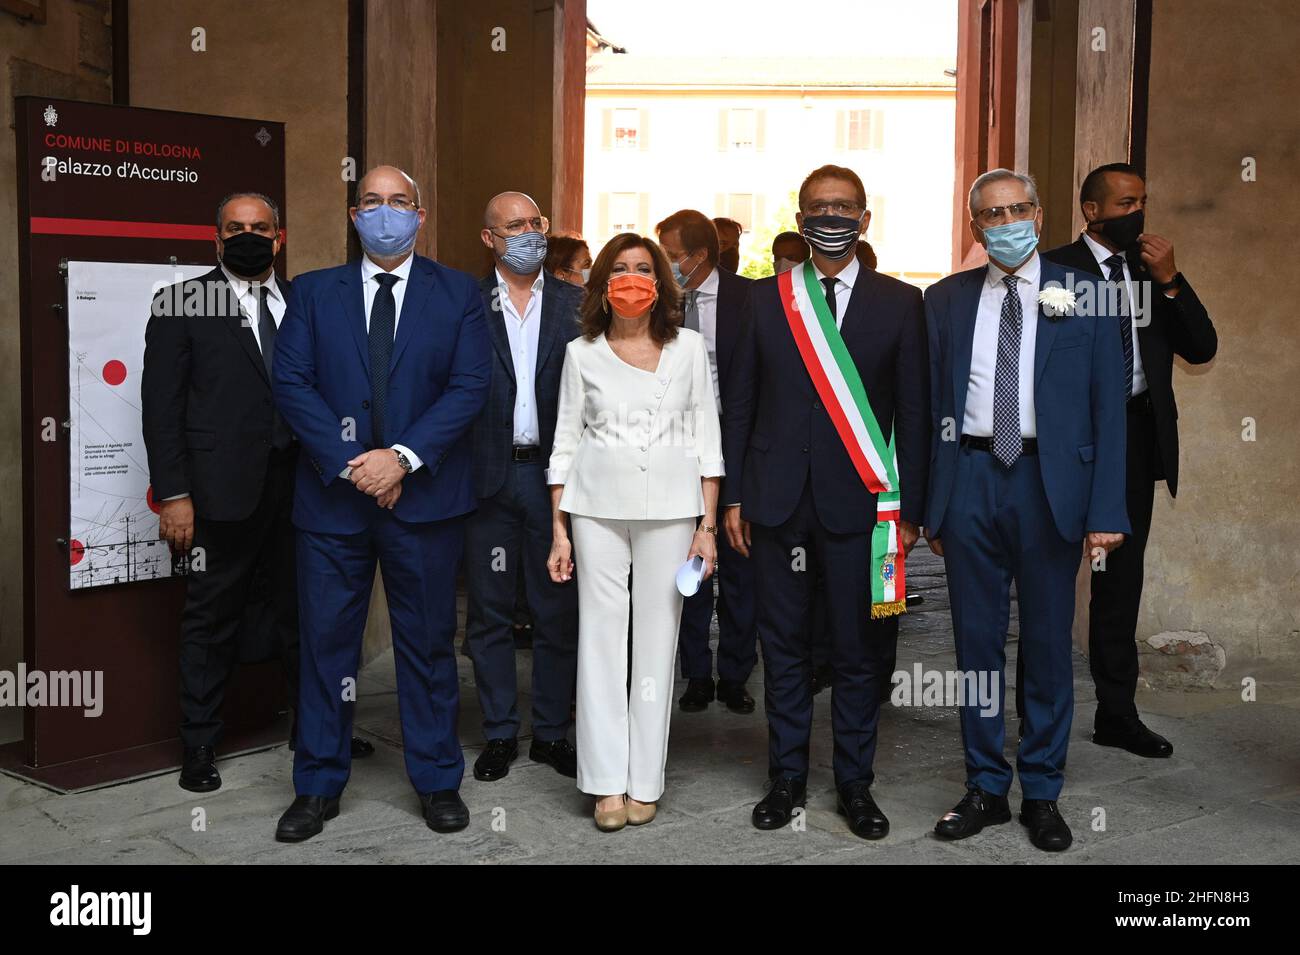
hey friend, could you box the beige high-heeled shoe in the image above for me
[594,796,627,832]
[626,798,657,825]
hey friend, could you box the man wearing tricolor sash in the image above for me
[924,169,1129,852]
[723,165,930,839]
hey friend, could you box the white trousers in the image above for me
[571,514,696,802]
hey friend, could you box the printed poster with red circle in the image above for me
[67,260,209,588]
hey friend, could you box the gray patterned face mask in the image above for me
[499,230,548,274]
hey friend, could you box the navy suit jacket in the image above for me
[1043,237,1217,496]
[723,266,930,534]
[272,253,491,534]
[924,255,1130,543]
[471,270,583,499]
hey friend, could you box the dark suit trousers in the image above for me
[179,448,298,749]
[1087,400,1158,721]
[751,483,891,788]
[294,511,465,797]
[943,447,1078,801]
[677,521,757,683]
[464,459,578,741]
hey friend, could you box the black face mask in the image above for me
[219,231,276,278]
[1092,208,1144,253]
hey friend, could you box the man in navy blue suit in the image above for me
[723,165,930,839]
[271,165,490,841]
[656,209,758,716]
[925,169,1129,852]
[464,191,582,782]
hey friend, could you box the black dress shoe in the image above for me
[1093,715,1173,758]
[351,736,375,758]
[473,737,519,781]
[752,777,807,830]
[275,795,340,842]
[811,664,833,696]
[179,745,221,793]
[837,782,889,839]
[933,787,1011,840]
[530,738,578,777]
[420,790,469,833]
[678,678,715,712]
[1019,799,1072,851]
[716,680,755,714]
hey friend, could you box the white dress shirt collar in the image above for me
[812,254,860,290]
[1081,231,1125,271]
[694,265,720,297]
[985,250,1041,289]
[494,266,545,297]
[220,264,282,303]
[362,251,414,285]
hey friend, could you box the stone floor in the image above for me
[3,544,1299,864]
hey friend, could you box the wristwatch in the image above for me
[392,449,413,474]
[1155,271,1183,292]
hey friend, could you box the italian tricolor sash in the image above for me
[777,261,906,618]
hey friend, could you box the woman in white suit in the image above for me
[546,232,723,832]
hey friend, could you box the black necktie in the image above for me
[256,285,293,449]
[1104,253,1135,398]
[369,273,398,448]
[821,276,838,325]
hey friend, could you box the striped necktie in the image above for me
[1104,253,1135,398]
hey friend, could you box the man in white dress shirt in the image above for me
[465,192,583,782]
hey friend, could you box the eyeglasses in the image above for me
[357,196,417,212]
[974,202,1037,227]
[491,216,550,238]
[803,200,863,217]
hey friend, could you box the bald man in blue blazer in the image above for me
[271,166,490,841]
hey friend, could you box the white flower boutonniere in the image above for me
[1038,286,1076,320]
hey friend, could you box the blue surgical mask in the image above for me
[499,230,548,275]
[981,218,1039,268]
[353,204,420,257]
[671,252,702,287]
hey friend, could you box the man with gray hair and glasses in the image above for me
[924,168,1129,852]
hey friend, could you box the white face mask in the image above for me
[579,268,591,284]
[773,257,801,274]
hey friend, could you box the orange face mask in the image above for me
[606,272,658,318]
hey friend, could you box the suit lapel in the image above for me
[336,261,370,375]
[214,272,271,387]
[479,273,515,382]
[837,266,872,354]
[391,256,434,372]
[534,273,566,378]
[1033,259,1062,388]
[951,269,983,434]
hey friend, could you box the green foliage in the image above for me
[738,190,800,280]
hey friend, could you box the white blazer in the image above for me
[546,327,724,520]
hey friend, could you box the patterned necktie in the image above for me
[992,274,1023,468]
[684,289,700,331]
[1104,253,1135,398]
[369,273,398,448]
[821,276,838,325]
[256,285,292,449]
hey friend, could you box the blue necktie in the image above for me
[1104,253,1135,398]
[992,274,1023,468]
[369,273,398,448]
